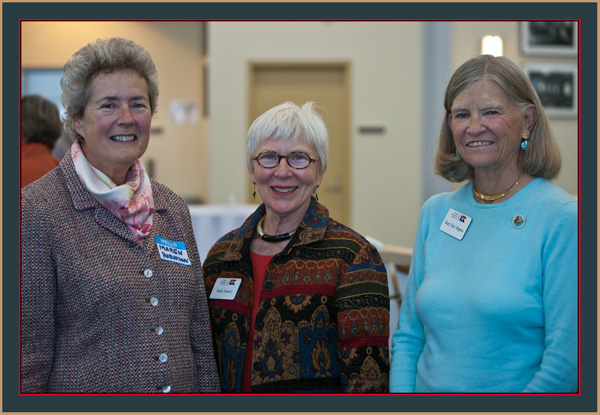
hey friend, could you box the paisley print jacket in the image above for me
[203,198,390,393]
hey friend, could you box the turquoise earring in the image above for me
[521,132,530,151]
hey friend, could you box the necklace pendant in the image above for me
[257,217,296,243]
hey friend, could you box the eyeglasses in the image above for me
[253,151,319,169]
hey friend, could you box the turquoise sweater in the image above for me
[390,178,578,393]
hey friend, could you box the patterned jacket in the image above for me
[203,199,390,393]
[20,151,220,393]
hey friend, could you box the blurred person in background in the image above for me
[20,94,62,187]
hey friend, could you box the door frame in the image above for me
[246,61,352,223]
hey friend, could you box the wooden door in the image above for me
[248,63,351,224]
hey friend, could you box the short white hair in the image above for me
[246,101,329,174]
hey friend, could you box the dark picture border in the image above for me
[4,2,597,414]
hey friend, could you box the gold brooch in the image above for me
[512,215,526,229]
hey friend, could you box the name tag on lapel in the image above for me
[156,236,191,266]
[209,278,242,300]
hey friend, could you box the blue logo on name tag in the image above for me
[156,236,191,266]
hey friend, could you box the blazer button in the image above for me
[144,269,153,278]
[155,326,164,335]
[149,297,159,306]
[158,353,168,363]
[161,385,171,393]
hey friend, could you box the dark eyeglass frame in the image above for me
[252,151,319,170]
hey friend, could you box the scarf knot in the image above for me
[71,142,155,242]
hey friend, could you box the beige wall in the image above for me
[21,21,579,248]
[208,21,578,247]
[21,21,209,203]
[209,22,424,247]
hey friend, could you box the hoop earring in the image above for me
[252,183,256,199]
[521,132,530,151]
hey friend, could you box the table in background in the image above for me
[188,204,259,263]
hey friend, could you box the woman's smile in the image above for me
[251,138,323,225]
[450,79,530,176]
[111,134,137,142]
[271,186,298,195]
[466,140,494,148]
[72,69,152,185]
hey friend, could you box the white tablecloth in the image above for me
[188,204,259,263]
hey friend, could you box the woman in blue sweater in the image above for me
[390,55,578,393]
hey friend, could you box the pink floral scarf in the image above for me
[71,142,155,242]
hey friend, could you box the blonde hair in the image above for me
[434,55,562,182]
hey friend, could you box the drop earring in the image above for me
[521,132,530,151]
[252,183,256,199]
[314,186,319,201]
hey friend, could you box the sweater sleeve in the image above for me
[522,200,579,392]
[20,193,56,393]
[336,241,390,393]
[389,207,428,393]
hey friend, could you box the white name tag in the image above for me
[209,278,242,300]
[156,236,191,266]
[440,208,472,240]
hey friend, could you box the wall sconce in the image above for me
[481,35,503,56]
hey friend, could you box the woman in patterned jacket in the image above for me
[20,37,219,393]
[203,101,390,393]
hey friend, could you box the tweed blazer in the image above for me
[203,199,390,393]
[20,151,220,393]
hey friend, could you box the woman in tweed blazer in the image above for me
[20,38,219,393]
[203,102,390,393]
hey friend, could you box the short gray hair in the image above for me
[434,54,561,182]
[246,101,329,174]
[60,37,159,142]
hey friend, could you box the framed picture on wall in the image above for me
[524,63,578,118]
[520,21,578,57]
